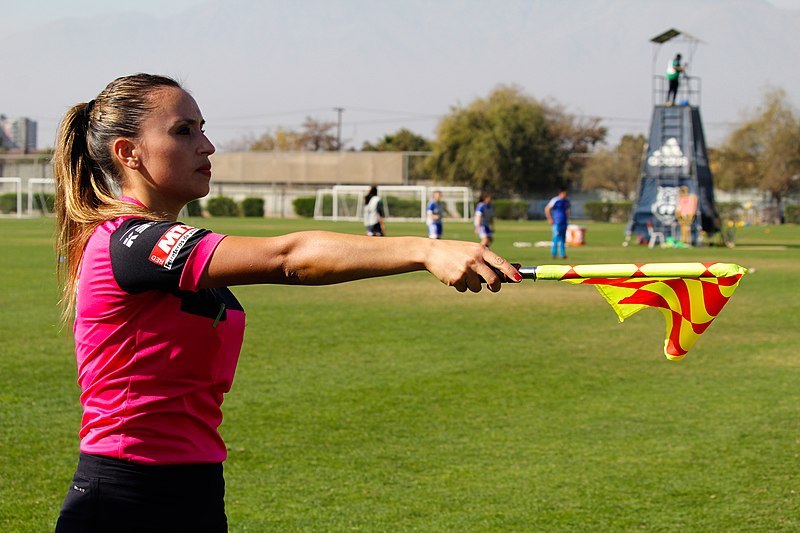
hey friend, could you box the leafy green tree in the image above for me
[427,85,605,195]
[361,128,432,152]
[715,88,800,218]
[581,134,645,199]
[362,129,433,182]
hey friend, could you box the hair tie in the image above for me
[83,99,96,122]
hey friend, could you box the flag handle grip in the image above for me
[489,264,537,282]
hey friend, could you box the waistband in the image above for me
[77,453,223,483]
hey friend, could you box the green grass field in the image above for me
[1,216,798,532]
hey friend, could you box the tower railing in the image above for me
[652,75,701,107]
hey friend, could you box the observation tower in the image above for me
[626,29,720,246]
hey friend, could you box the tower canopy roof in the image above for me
[650,28,704,44]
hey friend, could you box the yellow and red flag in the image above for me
[531,262,747,361]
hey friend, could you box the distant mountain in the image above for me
[3,0,798,149]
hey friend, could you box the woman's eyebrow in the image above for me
[174,117,206,126]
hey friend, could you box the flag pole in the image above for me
[508,262,747,282]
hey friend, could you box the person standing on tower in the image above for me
[666,53,685,105]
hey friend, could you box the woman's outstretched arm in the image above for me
[199,231,520,293]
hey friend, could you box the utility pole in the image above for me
[333,107,344,151]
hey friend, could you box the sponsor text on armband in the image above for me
[149,224,200,270]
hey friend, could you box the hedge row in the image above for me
[10,191,793,223]
[293,197,315,218]
[785,204,800,224]
[292,196,527,220]
[203,198,800,223]
[492,200,529,220]
[583,201,633,222]
[0,192,55,213]
[385,195,422,218]
[186,199,203,217]
[201,196,264,217]
[0,193,264,217]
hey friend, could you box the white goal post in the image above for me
[0,178,56,217]
[314,185,473,223]
[28,178,56,215]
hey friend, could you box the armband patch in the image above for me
[120,221,156,248]
[149,224,201,270]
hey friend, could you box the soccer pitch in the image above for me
[1,217,798,531]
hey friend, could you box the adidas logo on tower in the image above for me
[647,138,689,169]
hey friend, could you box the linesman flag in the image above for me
[517,262,747,361]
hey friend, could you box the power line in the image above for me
[344,106,442,118]
[211,108,333,124]
[202,106,752,149]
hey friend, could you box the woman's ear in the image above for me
[113,138,140,170]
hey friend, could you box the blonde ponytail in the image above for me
[53,74,182,323]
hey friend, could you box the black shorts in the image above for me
[55,453,227,533]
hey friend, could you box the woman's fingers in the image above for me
[427,240,520,292]
[466,270,484,293]
[479,250,521,291]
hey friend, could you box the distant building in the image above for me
[0,115,37,153]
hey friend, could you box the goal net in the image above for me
[27,178,55,215]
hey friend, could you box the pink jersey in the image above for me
[74,216,245,464]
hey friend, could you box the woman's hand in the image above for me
[423,239,521,293]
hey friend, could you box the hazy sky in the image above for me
[3,0,799,151]
[4,0,799,27]
[1,0,208,31]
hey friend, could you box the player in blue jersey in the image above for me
[426,190,444,239]
[545,187,571,259]
[474,193,495,248]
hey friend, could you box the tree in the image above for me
[362,128,433,182]
[243,126,305,151]
[238,116,338,153]
[361,128,432,152]
[581,134,646,199]
[249,132,277,152]
[300,117,338,151]
[275,127,305,151]
[544,102,607,188]
[715,88,800,220]
[220,133,257,152]
[427,85,606,195]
